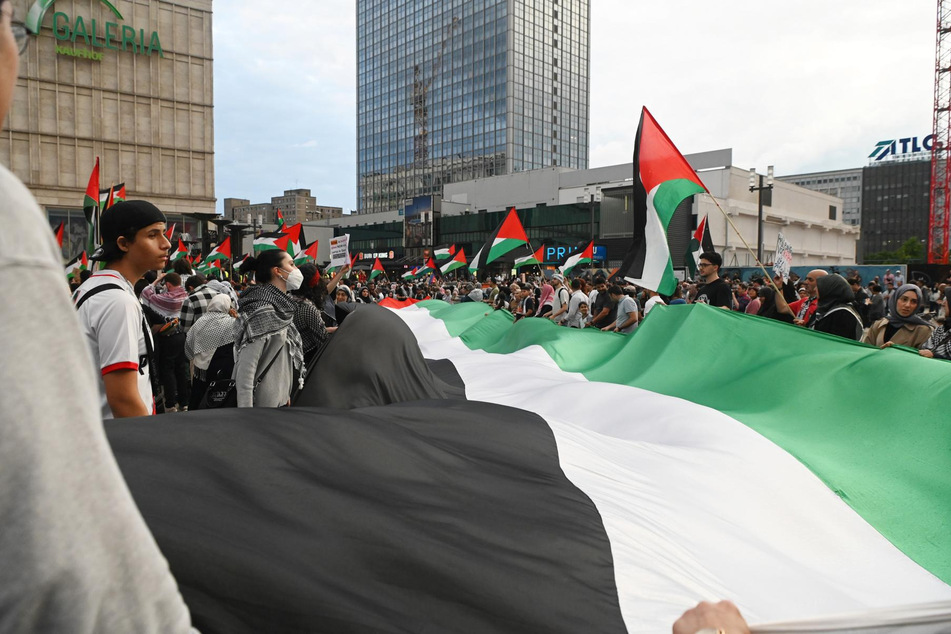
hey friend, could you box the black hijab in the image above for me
[814,274,854,318]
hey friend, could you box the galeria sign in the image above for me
[26,0,164,60]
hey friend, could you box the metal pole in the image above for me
[757,174,764,262]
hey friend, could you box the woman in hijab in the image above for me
[808,274,863,340]
[919,288,951,360]
[862,283,933,349]
[234,250,306,407]
[753,285,794,324]
[536,282,555,317]
[185,293,237,410]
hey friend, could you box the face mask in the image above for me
[283,268,304,291]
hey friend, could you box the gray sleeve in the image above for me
[235,336,267,408]
[0,167,193,633]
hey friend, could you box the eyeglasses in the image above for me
[697,262,714,269]
[9,19,31,55]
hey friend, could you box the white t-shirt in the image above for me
[74,271,154,419]
[644,295,666,316]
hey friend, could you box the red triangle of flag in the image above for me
[496,208,529,243]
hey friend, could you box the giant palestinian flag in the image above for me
[618,107,706,294]
[684,214,715,279]
[104,303,951,633]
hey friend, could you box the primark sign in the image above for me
[868,135,935,162]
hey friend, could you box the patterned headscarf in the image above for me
[234,283,305,374]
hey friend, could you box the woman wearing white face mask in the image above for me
[233,250,306,407]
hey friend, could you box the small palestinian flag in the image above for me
[53,221,64,249]
[514,244,545,269]
[559,241,594,277]
[169,239,189,262]
[684,215,715,278]
[204,236,232,264]
[617,107,706,294]
[418,257,438,277]
[295,241,319,265]
[165,223,177,242]
[64,251,88,278]
[402,267,419,280]
[282,223,304,257]
[276,209,285,230]
[439,248,467,276]
[99,183,126,210]
[370,258,386,280]
[433,245,456,260]
[83,158,99,253]
[482,208,529,265]
[253,231,290,254]
[468,246,484,276]
[83,159,99,224]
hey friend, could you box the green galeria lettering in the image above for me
[49,10,163,57]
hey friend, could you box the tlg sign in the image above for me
[869,135,934,161]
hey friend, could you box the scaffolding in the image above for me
[928,0,951,263]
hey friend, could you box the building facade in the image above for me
[356,0,590,215]
[226,189,344,225]
[859,159,931,263]
[3,0,216,260]
[779,168,863,226]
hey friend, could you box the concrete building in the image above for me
[227,189,343,225]
[779,168,863,226]
[442,148,858,268]
[356,0,590,214]
[3,0,216,260]
[317,149,857,271]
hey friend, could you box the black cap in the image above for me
[90,200,166,261]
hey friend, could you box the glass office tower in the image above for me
[356,0,589,214]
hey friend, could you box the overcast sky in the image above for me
[213,1,935,214]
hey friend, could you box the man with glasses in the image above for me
[693,251,733,309]
[0,3,194,629]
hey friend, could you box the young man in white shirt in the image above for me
[73,201,172,419]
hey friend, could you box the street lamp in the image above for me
[749,165,774,263]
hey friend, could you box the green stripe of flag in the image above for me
[408,300,951,585]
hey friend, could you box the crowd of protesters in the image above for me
[67,236,951,418]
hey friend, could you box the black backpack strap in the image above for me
[74,283,160,400]
[73,283,125,310]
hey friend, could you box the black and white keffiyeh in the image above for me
[235,284,305,373]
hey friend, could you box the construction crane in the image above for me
[928,0,951,263]
[413,17,460,166]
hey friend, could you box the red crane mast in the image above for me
[928,0,951,263]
